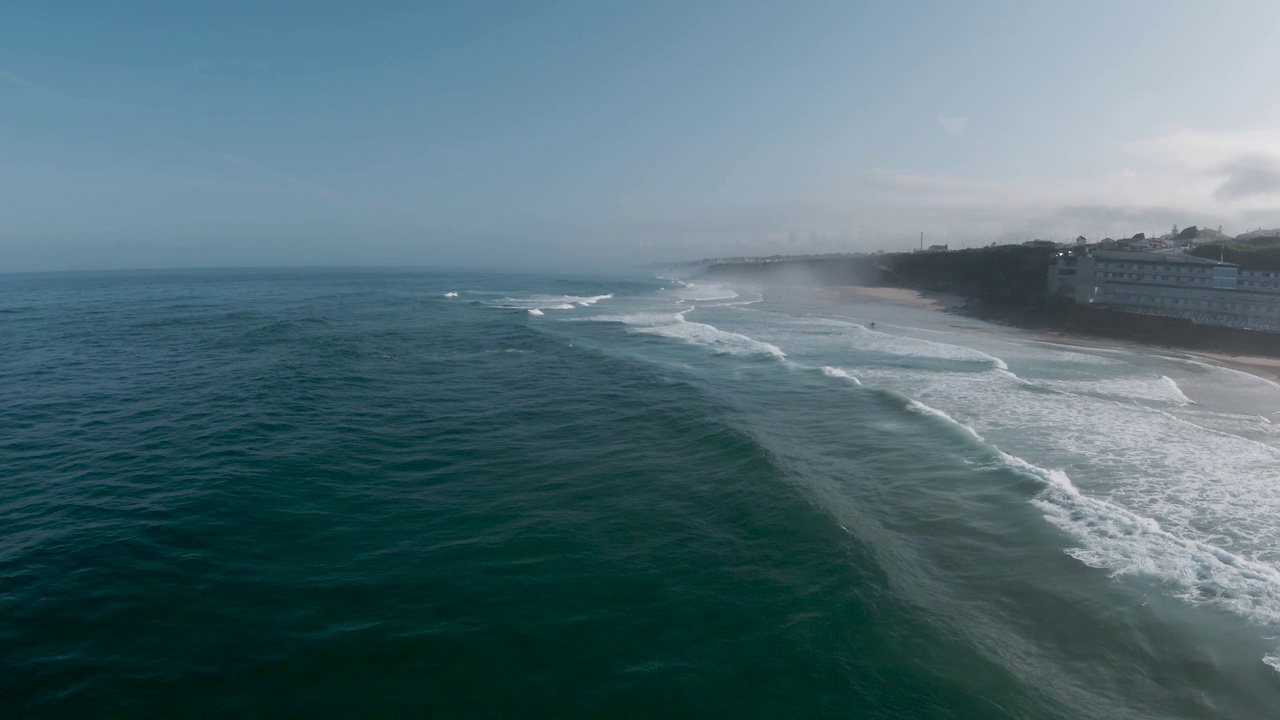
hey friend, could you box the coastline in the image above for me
[834,284,1280,382]
[1190,351,1280,380]
[1024,326,1280,381]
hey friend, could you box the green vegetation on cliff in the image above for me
[1187,237,1280,269]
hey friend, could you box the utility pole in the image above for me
[920,232,924,251]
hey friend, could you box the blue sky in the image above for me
[4,1,1280,271]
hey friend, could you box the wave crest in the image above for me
[900,392,1280,630]
[594,311,785,359]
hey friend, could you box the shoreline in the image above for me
[1022,327,1280,381]
[824,285,969,312]
[832,284,1280,382]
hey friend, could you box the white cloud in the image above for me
[613,125,1280,260]
[636,125,1280,258]
[937,115,967,135]
[819,126,1280,243]
[1130,127,1280,206]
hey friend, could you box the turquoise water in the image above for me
[3,269,1280,718]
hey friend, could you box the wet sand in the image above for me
[829,285,968,312]
[838,284,1280,382]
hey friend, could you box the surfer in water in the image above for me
[868,321,876,329]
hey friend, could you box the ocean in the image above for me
[3,268,1280,718]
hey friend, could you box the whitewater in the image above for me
[526,275,1280,711]
[5,268,1280,719]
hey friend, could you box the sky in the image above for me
[5,0,1280,271]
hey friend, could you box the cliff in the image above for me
[702,245,1056,304]
[700,245,1280,358]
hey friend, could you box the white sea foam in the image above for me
[821,366,862,385]
[901,390,1280,629]
[527,308,543,316]
[605,283,1280,634]
[624,283,1280,665]
[718,289,765,307]
[489,293,614,314]
[1034,374,1196,405]
[809,305,1280,627]
[853,330,1014,373]
[879,357,1280,559]
[1159,375,1194,404]
[680,290,740,303]
[443,291,458,298]
[905,398,985,442]
[667,282,739,303]
[1265,654,1280,674]
[1024,342,1131,366]
[1030,467,1280,627]
[594,311,681,328]
[651,318,786,358]
[631,279,1280,642]
[1182,358,1280,393]
[593,311,785,358]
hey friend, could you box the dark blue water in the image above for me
[4,269,1279,718]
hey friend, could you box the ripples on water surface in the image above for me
[3,269,1280,718]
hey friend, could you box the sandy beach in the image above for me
[832,285,969,311]
[837,284,1280,382]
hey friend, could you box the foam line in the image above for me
[1182,358,1280,393]
[1147,407,1280,460]
[1032,475,1280,627]
[899,391,1280,629]
[904,398,985,442]
[593,311,785,358]
[1159,375,1194,405]
[1034,374,1198,405]
[821,366,862,385]
[486,292,617,315]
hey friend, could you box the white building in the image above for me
[1051,250,1280,333]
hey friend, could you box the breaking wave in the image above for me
[898,394,1280,667]
[593,311,786,359]
[821,366,862,385]
[488,292,616,315]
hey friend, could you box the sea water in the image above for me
[3,268,1280,718]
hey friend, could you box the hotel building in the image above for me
[1049,250,1280,333]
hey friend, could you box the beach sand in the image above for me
[838,284,1280,382]
[827,285,969,312]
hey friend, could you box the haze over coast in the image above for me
[7,3,1280,271]
[8,3,1280,718]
